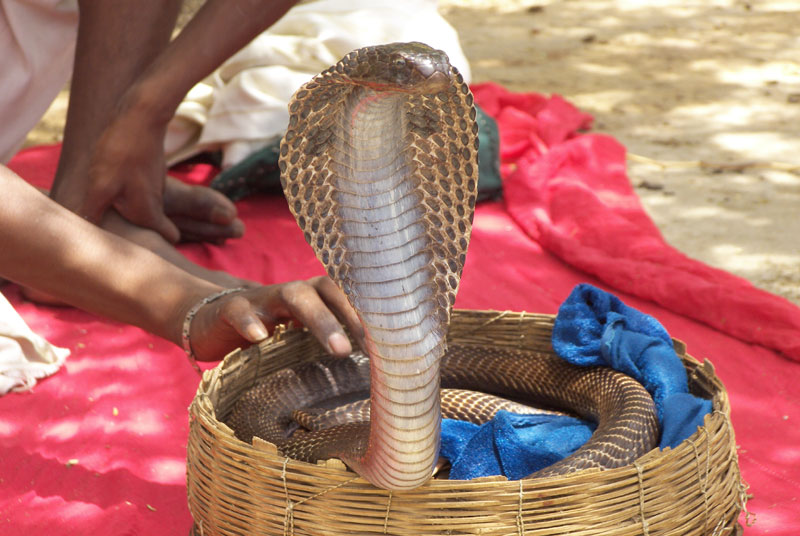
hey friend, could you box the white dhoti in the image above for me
[0,0,78,163]
[165,0,471,168]
[0,291,70,395]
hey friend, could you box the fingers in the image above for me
[309,276,365,348]
[274,280,354,356]
[113,191,181,244]
[168,216,245,244]
[153,212,182,244]
[128,204,182,244]
[163,178,238,223]
[218,295,270,343]
[189,294,271,362]
[163,180,244,243]
[192,278,361,362]
[78,175,120,225]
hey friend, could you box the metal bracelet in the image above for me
[182,287,247,375]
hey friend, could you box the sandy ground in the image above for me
[25,0,800,305]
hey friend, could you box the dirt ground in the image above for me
[25,0,800,305]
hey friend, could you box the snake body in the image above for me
[227,43,659,490]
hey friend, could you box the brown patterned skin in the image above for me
[289,387,561,432]
[440,347,659,476]
[278,42,478,310]
[234,42,658,490]
[226,348,659,477]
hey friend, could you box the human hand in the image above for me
[186,277,365,362]
[82,106,181,242]
[81,101,245,244]
[162,177,245,244]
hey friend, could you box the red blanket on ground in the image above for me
[1,84,798,534]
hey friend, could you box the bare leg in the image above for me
[99,212,256,290]
[50,0,242,243]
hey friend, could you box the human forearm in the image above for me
[52,1,243,243]
[1,167,219,344]
[62,0,298,240]
[125,0,299,123]
[52,0,181,205]
[2,167,362,361]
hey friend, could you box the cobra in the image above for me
[226,42,659,491]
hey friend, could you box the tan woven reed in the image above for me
[187,310,748,536]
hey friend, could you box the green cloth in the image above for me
[474,104,502,201]
[210,104,503,202]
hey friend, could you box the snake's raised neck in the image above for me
[279,42,479,490]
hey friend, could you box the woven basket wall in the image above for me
[187,310,746,536]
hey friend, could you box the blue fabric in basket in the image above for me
[442,283,712,480]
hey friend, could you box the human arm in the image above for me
[50,0,245,244]
[1,165,362,361]
[79,0,300,240]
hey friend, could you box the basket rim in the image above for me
[186,308,745,536]
[189,308,733,489]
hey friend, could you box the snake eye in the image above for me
[393,57,406,69]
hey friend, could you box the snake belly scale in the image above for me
[226,42,659,491]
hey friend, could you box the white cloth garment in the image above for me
[0,291,70,395]
[165,0,472,168]
[0,0,78,163]
[0,1,467,169]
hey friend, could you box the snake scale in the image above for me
[226,42,659,491]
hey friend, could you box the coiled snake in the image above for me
[226,42,659,491]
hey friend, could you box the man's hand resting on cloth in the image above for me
[78,98,244,245]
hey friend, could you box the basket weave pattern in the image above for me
[187,310,746,535]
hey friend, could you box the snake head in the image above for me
[341,41,453,94]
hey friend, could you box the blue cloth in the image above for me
[442,412,594,480]
[442,283,712,480]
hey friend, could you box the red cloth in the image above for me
[1,84,799,534]
[473,82,800,362]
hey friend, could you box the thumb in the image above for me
[79,180,119,225]
[149,211,181,244]
[220,295,270,343]
[240,313,270,343]
[115,197,181,244]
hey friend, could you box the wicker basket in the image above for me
[187,310,747,535]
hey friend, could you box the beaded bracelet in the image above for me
[182,287,247,375]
